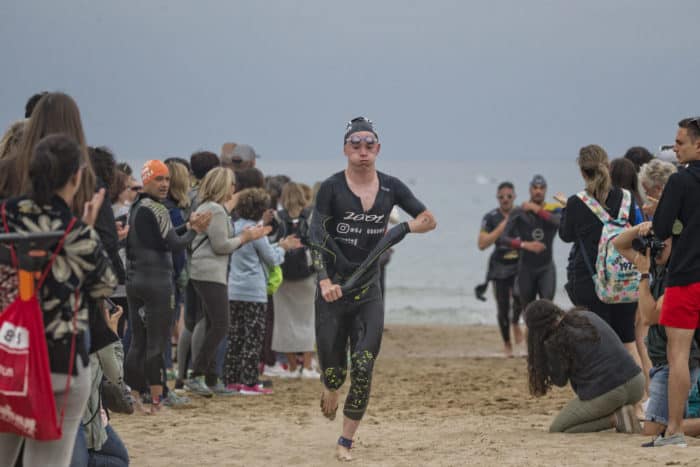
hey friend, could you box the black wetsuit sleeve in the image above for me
[165,227,196,253]
[340,222,411,293]
[393,178,427,218]
[497,210,521,249]
[133,206,195,252]
[309,181,352,282]
[652,174,682,241]
[558,199,577,243]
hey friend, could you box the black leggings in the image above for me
[125,278,174,392]
[518,263,556,310]
[315,283,383,421]
[189,280,229,383]
[492,276,522,344]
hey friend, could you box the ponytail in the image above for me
[578,145,611,208]
[28,134,82,206]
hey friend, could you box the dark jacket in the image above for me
[652,161,700,287]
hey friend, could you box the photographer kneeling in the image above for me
[613,221,700,443]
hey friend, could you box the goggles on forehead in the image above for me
[345,135,378,146]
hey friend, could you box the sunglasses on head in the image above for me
[345,135,378,147]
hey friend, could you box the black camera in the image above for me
[632,233,665,257]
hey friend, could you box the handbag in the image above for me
[0,202,79,440]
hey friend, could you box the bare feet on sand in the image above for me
[503,342,514,358]
[336,444,352,462]
[512,324,524,345]
[321,389,339,420]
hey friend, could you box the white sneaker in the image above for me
[300,368,321,380]
[263,362,289,377]
[278,368,301,379]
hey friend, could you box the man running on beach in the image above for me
[498,175,560,311]
[310,117,436,461]
[478,181,522,356]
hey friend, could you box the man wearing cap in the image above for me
[309,117,436,461]
[498,175,561,314]
[221,142,259,171]
[124,160,212,413]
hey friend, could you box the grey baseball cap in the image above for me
[232,144,260,162]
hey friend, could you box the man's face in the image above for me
[530,184,546,204]
[144,175,170,200]
[343,131,380,168]
[674,127,700,164]
[497,187,515,211]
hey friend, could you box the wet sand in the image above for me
[114,325,700,466]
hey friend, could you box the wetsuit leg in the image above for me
[537,263,557,301]
[518,268,538,311]
[124,291,147,392]
[344,286,384,421]
[315,293,352,392]
[493,277,513,343]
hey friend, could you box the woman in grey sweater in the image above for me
[184,168,268,397]
[526,300,644,434]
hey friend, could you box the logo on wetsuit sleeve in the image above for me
[343,211,385,224]
[532,228,544,241]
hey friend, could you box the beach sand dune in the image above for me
[114,326,700,466]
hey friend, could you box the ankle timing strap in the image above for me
[337,436,353,449]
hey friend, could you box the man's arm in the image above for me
[478,215,507,250]
[497,209,546,254]
[393,178,436,234]
[652,173,682,241]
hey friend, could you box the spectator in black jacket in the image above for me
[649,117,700,447]
[559,145,641,363]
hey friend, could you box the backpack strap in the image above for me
[575,191,611,224]
[616,189,632,223]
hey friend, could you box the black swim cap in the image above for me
[344,117,378,144]
[530,174,547,187]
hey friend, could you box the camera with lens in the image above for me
[631,232,665,257]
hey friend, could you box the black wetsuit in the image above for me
[481,209,521,344]
[499,204,560,310]
[125,193,196,392]
[310,170,426,421]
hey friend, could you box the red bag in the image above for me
[0,202,78,440]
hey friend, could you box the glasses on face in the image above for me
[130,186,142,192]
[345,135,378,148]
[498,194,513,200]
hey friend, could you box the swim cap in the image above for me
[530,174,547,187]
[142,159,169,186]
[344,117,378,143]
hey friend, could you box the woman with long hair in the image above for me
[272,182,320,378]
[559,145,640,355]
[183,169,270,397]
[610,157,645,223]
[525,300,644,433]
[0,92,97,215]
[0,134,117,465]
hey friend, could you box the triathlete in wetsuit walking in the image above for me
[310,117,436,461]
[478,181,522,356]
[498,175,560,311]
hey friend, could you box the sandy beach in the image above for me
[114,325,700,466]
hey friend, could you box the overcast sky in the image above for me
[1,0,698,166]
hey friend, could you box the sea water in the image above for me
[259,158,586,325]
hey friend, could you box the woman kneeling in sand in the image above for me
[525,300,645,433]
